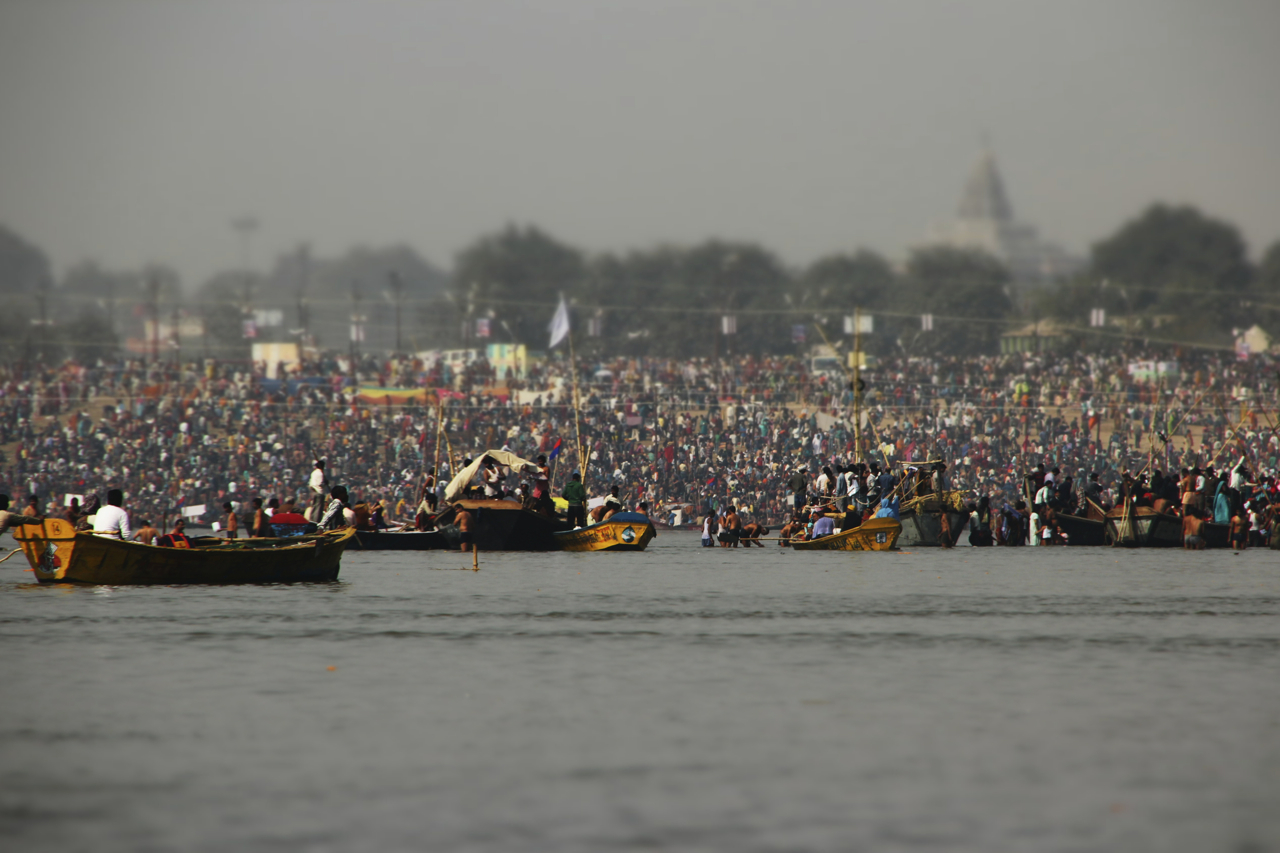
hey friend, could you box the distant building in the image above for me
[923,151,1084,287]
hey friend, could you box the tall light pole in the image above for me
[388,271,405,354]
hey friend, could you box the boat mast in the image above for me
[853,306,862,464]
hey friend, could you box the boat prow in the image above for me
[14,518,354,584]
[554,512,656,552]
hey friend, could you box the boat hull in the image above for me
[1104,507,1182,548]
[791,517,902,551]
[14,518,352,585]
[349,530,448,550]
[435,500,568,551]
[554,513,656,552]
[1054,512,1107,546]
[897,507,968,547]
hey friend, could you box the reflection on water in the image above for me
[1,534,1277,852]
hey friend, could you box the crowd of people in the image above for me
[0,344,1278,543]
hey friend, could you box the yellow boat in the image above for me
[789,517,902,551]
[13,518,354,585]
[554,512,656,552]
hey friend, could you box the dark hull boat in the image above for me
[1054,512,1107,546]
[1105,506,1182,548]
[896,496,968,548]
[434,499,568,551]
[349,529,448,550]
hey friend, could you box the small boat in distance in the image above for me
[1104,505,1181,548]
[14,518,353,585]
[554,512,656,552]
[789,517,902,551]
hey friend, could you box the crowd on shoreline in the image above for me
[1,346,1278,532]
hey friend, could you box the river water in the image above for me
[1,533,1278,852]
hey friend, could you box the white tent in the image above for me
[443,449,540,502]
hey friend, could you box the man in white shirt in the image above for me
[94,489,132,540]
[308,460,329,519]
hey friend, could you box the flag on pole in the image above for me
[549,296,570,348]
[548,437,564,459]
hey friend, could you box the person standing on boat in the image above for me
[0,494,43,539]
[308,460,329,518]
[563,470,587,528]
[94,489,132,541]
[788,466,808,513]
[221,502,239,539]
[250,497,271,538]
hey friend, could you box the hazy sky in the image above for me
[2,0,1278,287]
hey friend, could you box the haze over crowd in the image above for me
[2,0,1278,289]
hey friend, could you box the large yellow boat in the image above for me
[553,512,656,552]
[789,517,902,551]
[13,518,354,585]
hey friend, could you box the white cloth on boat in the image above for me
[443,449,539,502]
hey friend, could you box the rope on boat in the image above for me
[0,547,24,564]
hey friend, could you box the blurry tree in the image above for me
[1090,205,1252,328]
[453,225,583,348]
[794,250,897,355]
[58,311,120,363]
[901,247,1011,355]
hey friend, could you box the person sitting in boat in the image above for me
[532,455,554,516]
[563,470,587,528]
[75,494,100,531]
[95,489,132,541]
[318,486,356,530]
[0,493,43,540]
[874,495,900,520]
[811,511,835,540]
[133,519,159,545]
[589,486,624,524]
[156,518,192,548]
[415,483,436,531]
[64,497,83,528]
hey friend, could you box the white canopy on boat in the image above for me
[443,449,540,502]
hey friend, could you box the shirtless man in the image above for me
[1229,509,1249,552]
[1182,507,1206,550]
[132,519,159,545]
[739,519,768,547]
[455,507,475,553]
[779,513,804,547]
[720,503,741,548]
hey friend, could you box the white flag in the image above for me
[548,296,570,348]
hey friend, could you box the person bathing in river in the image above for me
[455,506,474,553]
[740,518,767,547]
[1182,506,1206,550]
[1229,508,1250,552]
[719,503,742,547]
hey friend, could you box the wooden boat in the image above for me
[1104,505,1181,548]
[790,517,902,551]
[554,512,656,552]
[896,492,968,548]
[1053,499,1107,546]
[433,499,568,551]
[349,529,448,550]
[13,518,354,585]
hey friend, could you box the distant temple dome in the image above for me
[923,150,1083,287]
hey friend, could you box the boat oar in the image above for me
[0,547,24,564]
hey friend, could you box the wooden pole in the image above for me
[568,329,586,490]
[472,543,478,572]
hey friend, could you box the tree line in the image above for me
[1,202,1278,363]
